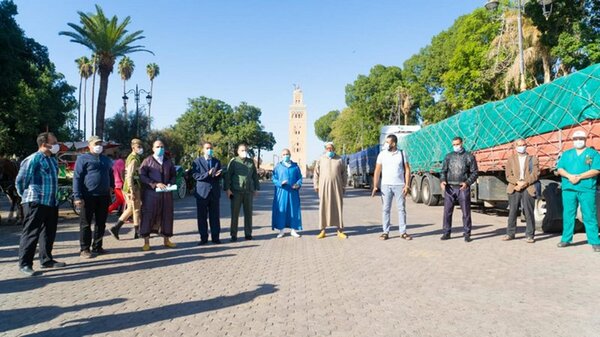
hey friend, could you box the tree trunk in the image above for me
[257,148,261,169]
[83,78,87,141]
[148,80,154,132]
[542,52,551,83]
[123,80,127,120]
[77,76,82,138]
[95,68,110,138]
[91,68,96,135]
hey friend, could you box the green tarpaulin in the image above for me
[401,63,600,172]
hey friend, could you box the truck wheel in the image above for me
[411,178,422,203]
[421,177,439,206]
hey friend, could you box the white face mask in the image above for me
[49,144,60,154]
[574,140,586,149]
[453,145,462,153]
[136,148,144,155]
[516,146,526,154]
[239,150,247,158]
[92,145,103,154]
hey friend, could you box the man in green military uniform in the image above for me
[556,130,600,252]
[225,143,260,241]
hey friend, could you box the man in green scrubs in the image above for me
[556,130,600,252]
[225,143,260,241]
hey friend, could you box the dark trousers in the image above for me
[196,193,221,242]
[442,185,472,236]
[18,203,59,268]
[79,195,110,251]
[507,190,536,238]
[231,191,253,237]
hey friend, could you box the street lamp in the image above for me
[485,0,553,91]
[123,84,152,137]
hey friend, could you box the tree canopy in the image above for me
[0,0,78,157]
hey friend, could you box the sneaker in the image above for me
[440,233,451,241]
[230,236,237,242]
[276,230,285,239]
[502,235,515,241]
[337,231,348,239]
[316,230,326,239]
[80,250,94,259]
[19,266,38,277]
[290,230,301,238]
[525,237,535,243]
[593,245,600,252]
[41,260,66,269]
[464,235,472,243]
[557,241,571,248]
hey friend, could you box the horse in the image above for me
[0,158,23,225]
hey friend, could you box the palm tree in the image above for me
[146,63,160,130]
[80,58,94,140]
[90,53,98,135]
[118,56,135,120]
[60,5,152,137]
[75,56,87,137]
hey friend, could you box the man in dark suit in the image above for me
[192,142,223,245]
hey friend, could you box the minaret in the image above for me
[289,85,307,177]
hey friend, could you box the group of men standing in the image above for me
[14,129,600,276]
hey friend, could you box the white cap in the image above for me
[573,130,587,139]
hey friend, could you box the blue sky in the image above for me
[13,0,482,163]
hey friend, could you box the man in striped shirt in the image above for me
[16,132,66,276]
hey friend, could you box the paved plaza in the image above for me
[1,180,599,337]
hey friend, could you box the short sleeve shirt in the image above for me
[557,147,600,192]
[376,149,409,185]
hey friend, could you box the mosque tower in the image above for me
[289,85,308,177]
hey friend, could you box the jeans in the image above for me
[442,185,472,236]
[381,184,407,234]
[80,195,110,251]
[18,203,59,268]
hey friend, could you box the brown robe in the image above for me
[314,154,347,230]
[139,156,177,237]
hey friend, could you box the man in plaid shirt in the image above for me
[16,132,66,276]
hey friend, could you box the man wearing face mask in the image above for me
[109,138,144,240]
[372,134,412,241]
[440,136,478,242]
[556,130,600,252]
[503,139,539,243]
[73,135,114,258]
[314,142,348,239]
[192,141,223,245]
[16,132,65,276]
[139,140,177,251]
[271,148,303,238]
[225,143,260,241]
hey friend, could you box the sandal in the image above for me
[401,233,412,241]
[379,233,389,241]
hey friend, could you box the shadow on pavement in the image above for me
[0,298,127,333]
[23,284,278,337]
[0,244,256,295]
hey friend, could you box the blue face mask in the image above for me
[205,148,214,157]
[155,148,165,156]
[326,151,335,158]
[282,155,291,163]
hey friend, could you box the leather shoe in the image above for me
[230,236,237,242]
[212,239,222,244]
[19,266,38,277]
[440,233,451,241]
[245,235,253,240]
[41,260,66,269]
[92,248,109,255]
[80,250,94,259]
[198,240,208,246]
[464,235,472,243]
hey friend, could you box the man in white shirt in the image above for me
[372,134,412,240]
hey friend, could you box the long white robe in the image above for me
[314,155,347,229]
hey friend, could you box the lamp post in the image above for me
[485,0,553,91]
[122,84,152,137]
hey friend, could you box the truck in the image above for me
[399,63,600,232]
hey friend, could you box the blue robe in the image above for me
[271,161,303,230]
